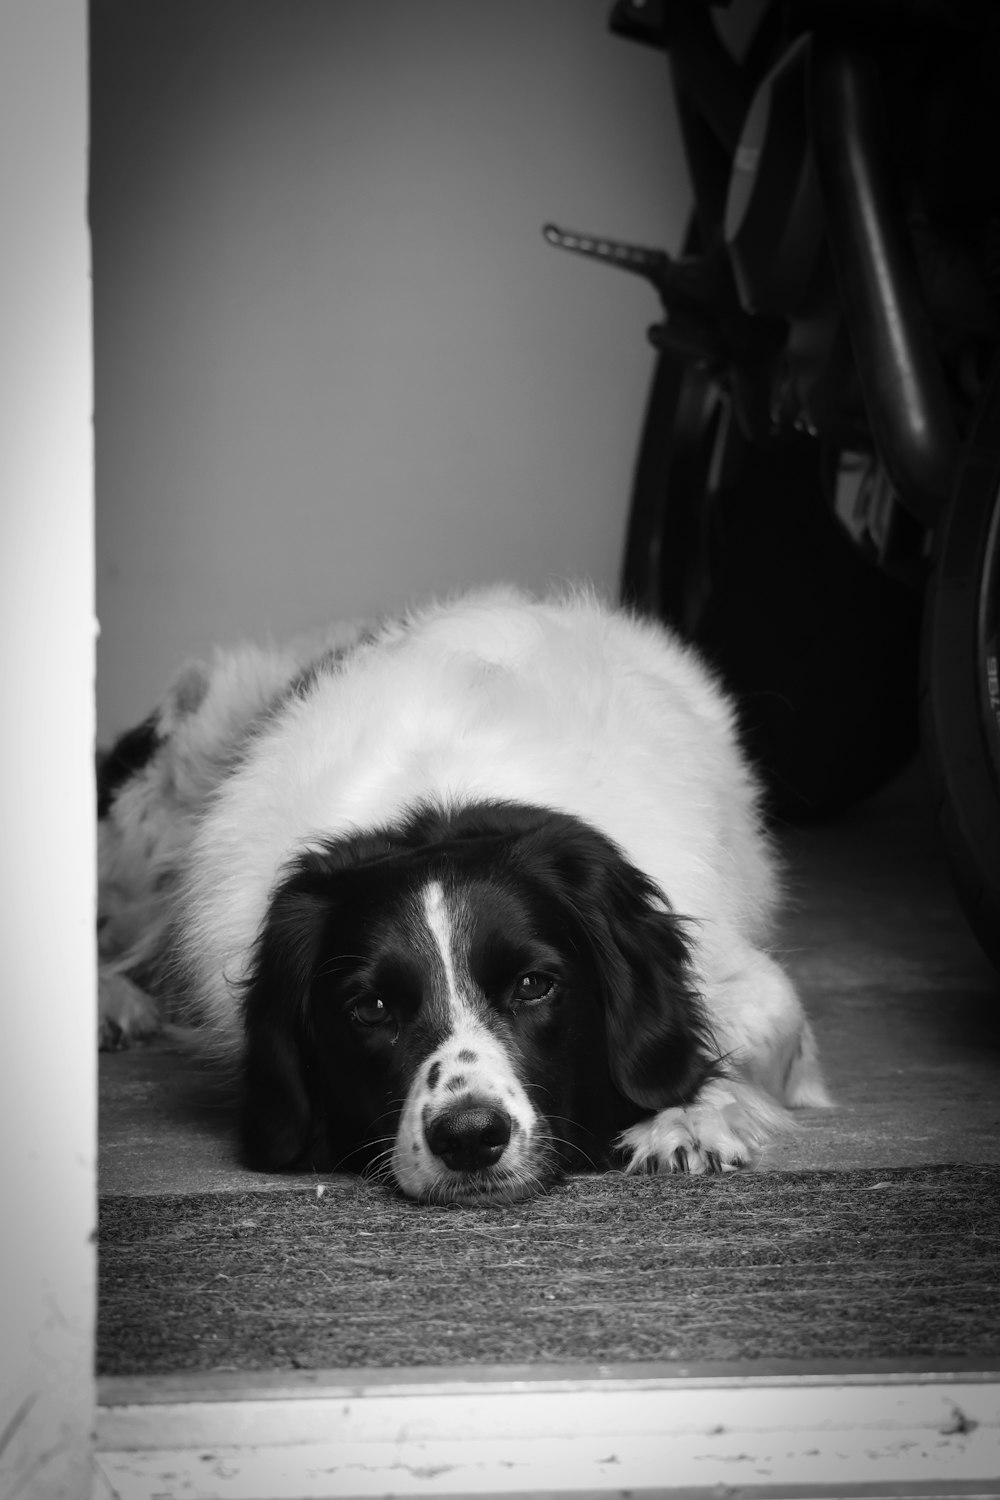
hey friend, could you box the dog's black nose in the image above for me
[426,1104,512,1172]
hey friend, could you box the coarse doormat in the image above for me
[98,1165,1000,1377]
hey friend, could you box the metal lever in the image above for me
[542,222,720,321]
[542,223,670,284]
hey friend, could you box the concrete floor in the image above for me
[98,761,1000,1196]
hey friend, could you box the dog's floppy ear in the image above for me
[541,821,715,1111]
[239,829,409,1169]
[593,873,713,1110]
[240,866,332,1169]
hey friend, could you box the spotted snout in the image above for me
[392,1031,542,1201]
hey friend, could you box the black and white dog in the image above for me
[98,586,828,1203]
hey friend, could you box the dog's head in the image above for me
[239,801,714,1203]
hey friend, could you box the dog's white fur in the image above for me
[99,585,829,1173]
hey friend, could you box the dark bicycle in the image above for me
[546,0,1000,972]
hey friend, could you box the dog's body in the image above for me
[99,586,828,1202]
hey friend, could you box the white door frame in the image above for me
[1,4,96,1498]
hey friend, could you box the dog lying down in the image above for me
[98,585,829,1204]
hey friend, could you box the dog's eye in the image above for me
[513,972,556,1004]
[350,995,392,1028]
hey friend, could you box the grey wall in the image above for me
[92,0,691,739]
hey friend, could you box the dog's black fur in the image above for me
[239,800,714,1187]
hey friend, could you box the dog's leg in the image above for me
[98,969,161,1051]
[706,943,831,1108]
[618,944,830,1174]
[617,1075,792,1174]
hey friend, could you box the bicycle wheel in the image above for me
[922,361,1000,971]
[622,355,725,632]
[621,350,924,822]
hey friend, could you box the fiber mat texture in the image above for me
[98,1166,1000,1376]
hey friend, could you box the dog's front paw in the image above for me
[98,971,161,1051]
[618,1106,743,1175]
[617,1078,790,1176]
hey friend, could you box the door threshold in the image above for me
[94,1359,1000,1499]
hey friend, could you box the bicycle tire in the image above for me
[622,354,724,631]
[621,350,924,822]
[921,361,1000,971]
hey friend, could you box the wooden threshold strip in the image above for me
[93,1360,1000,1500]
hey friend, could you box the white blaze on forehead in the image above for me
[421,878,467,1022]
[393,878,544,1201]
